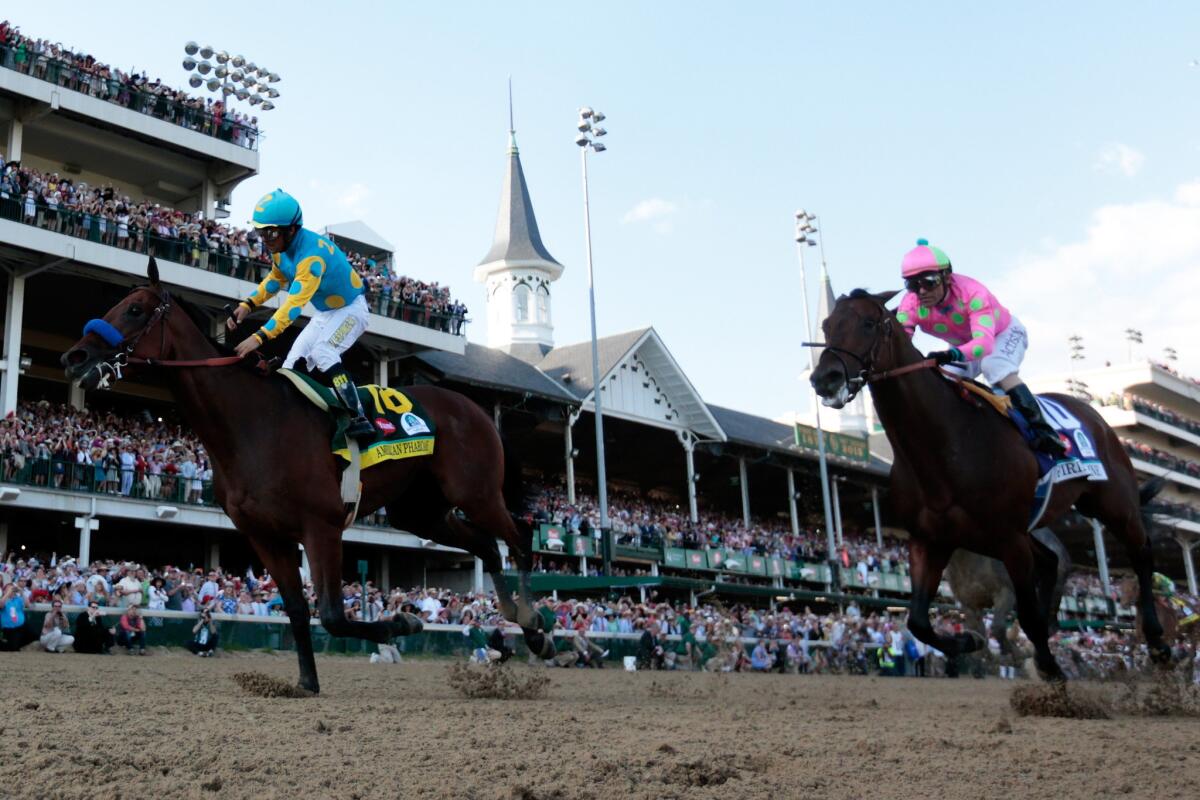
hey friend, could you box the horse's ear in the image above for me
[147,256,160,288]
[875,289,900,306]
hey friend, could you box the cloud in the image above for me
[1094,143,1145,177]
[335,182,371,217]
[622,197,678,233]
[995,179,1200,380]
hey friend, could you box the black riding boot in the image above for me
[1007,383,1066,458]
[327,366,376,444]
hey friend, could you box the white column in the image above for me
[872,486,884,549]
[5,117,22,163]
[1178,536,1198,597]
[678,432,698,524]
[578,554,587,575]
[473,557,484,594]
[208,540,221,572]
[0,521,8,559]
[638,585,647,603]
[831,478,844,548]
[1,272,26,417]
[375,358,389,388]
[379,551,391,593]
[786,468,800,537]
[68,382,86,411]
[299,544,311,582]
[200,177,217,220]
[493,401,502,431]
[74,515,99,567]
[650,561,659,577]
[564,414,577,505]
[1091,519,1111,599]
[738,457,751,527]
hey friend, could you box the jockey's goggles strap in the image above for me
[83,318,125,348]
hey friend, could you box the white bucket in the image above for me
[623,656,637,672]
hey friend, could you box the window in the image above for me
[536,286,550,323]
[514,283,531,323]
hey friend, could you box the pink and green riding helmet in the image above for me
[901,238,951,278]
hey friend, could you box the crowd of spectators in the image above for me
[2,401,213,504]
[532,483,909,575]
[5,549,1192,682]
[336,240,468,334]
[0,21,257,148]
[1098,392,1200,437]
[1152,361,1200,391]
[0,159,468,333]
[1119,437,1200,479]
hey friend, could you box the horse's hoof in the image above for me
[1149,644,1173,666]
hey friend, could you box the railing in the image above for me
[0,195,467,334]
[1130,398,1200,438]
[1122,441,1200,479]
[0,43,259,150]
[0,457,393,529]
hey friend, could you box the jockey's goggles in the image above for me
[904,273,943,292]
[259,226,285,242]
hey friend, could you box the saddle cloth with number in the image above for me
[278,368,436,468]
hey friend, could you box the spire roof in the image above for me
[474,127,564,283]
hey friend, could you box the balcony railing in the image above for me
[0,43,259,150]
[0,458,394,528]
[0,195,468,335]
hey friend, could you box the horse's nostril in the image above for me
[62,349,88,368]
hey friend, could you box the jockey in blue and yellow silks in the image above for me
[229,189,376,442]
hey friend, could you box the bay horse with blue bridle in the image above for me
[810,289,1168,680]
[61,258,556,694]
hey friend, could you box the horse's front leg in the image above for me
[1000,537,1065,682]
[246,534,320,694]
[906,540,981,661]
[304,523,422,645]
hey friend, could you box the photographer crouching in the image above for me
[186,608,219,657]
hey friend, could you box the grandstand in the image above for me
[0,44,902,611]
[1032,361,1200,598]
[2,21,1180,622]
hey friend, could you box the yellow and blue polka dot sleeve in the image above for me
[243,261,287,310]
[256,256,326,341]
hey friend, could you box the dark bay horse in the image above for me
[810,289,1168,680]
[61,258,555,693]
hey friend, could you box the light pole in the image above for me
[794,210,839,590]
[576,106,611,575]
[1124,328,1143,363]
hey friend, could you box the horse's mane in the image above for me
[169,292,238,357]
[848,288,873,299]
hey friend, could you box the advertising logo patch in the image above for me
[399,412,431,436]
[374,417,396,435]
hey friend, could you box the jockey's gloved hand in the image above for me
[927,348,964,366]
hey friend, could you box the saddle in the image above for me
[942,372,1107,530]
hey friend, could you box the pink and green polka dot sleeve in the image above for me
[895,273,1012,361]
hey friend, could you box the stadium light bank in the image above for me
[183,42,281,111]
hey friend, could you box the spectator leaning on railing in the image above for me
[0,20,258,148]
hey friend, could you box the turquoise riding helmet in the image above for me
[250,189,303,229]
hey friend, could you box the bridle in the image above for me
[82,285,246,389]
[802,295,936,402]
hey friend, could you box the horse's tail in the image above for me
[500,434,535,570]
[1139,476,1165,507]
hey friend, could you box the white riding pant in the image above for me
[283,294,370,373]
[945,316,1028,385]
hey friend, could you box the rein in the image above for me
[801,297,939,402]
[83,285,252,389]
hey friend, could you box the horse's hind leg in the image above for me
[247,534,320,694]
[303,522,423,645]
[1000,536,1064,681]
[1081,487,1169,663]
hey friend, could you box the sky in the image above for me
[10,3,1200,422]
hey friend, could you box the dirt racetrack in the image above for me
[4,650,1198,800]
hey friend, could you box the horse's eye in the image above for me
[863,318,876,331]
[128,305,143,317]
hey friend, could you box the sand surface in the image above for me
[4,650,1198,800]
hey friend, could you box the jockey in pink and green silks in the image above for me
[896,239,1065,458]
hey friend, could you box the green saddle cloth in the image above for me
[278,369,436,467]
